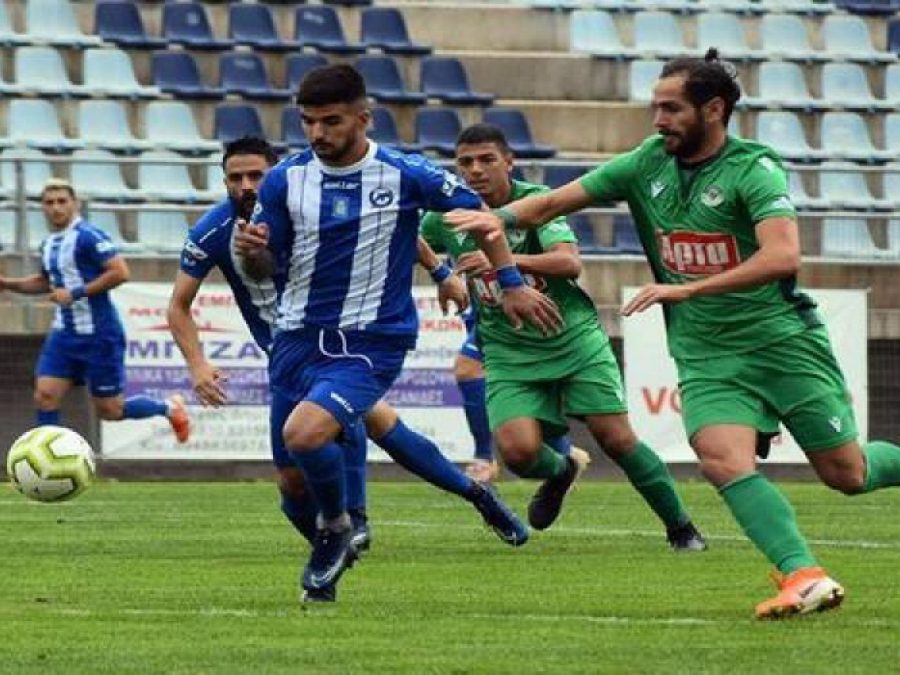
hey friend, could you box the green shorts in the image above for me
[677,326,858,452]
[485,331,627,437]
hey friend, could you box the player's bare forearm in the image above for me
[416,236,441,272]
[1,274,50,294]
[474,228,515,269]
[167,273,205,369]
[85,257,130,297]
[513,243,581,279]
[241,250,275,282]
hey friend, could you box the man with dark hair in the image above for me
[0,179,189,438]
[423,123,704,545]
[448,49,900,619]
[235,64,554,600]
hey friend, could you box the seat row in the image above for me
[755,111,900,162]
[534,0,843,15]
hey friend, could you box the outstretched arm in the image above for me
[0,273,51,294]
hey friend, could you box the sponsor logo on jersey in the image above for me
[650,180,666,199]
[700,185,724,208]
[333,196,350,218]
[96,240,116,254]
[658,230,740,276]
[323,180,359,191]
[368,186,394,208]
[183,239,208,261]
[329,391,355,414]
[251,201,263,219]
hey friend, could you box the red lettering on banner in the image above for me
[641,386,681,414]
[657,231,740,276]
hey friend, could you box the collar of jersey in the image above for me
[312,141,378,176]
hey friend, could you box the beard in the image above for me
[312,137,354,164]
[661,122,705,159]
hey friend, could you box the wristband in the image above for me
[70,286,86,301]
[492,207,518,229]
[496,265,525,290]
[429,262,453,284]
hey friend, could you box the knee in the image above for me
[820,467,866,496]
[454,355,482,382]
[283,423,331,453]
[34,388,58,411]
[695,447,750,488]
[595,428,639,460]
[495,429,540,468]
[277,468,306,498]
[93,400,123,421]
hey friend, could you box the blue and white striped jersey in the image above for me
[254,143,482,338]
[39,218,123,336]
[180,199,281,352]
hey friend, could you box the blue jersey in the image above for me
[39,218,122,336]
[179,199,280,352]
[254,143,482,339]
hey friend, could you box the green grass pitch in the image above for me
[1,480,898,673]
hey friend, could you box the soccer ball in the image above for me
[6,426,96,502]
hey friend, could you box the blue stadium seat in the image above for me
[281,106,309,151]
[542,164,588,190]
[483,108,556,160]
[834,0,899,15]
[355,56,426,104]
[214,105,266,145]
[415,109,462,157]
[152,52,225,100]
[220,53,292,101]
[887,64,900,105]
[370,107,422,153]
[421,57,494,105]
[821,63,894,111]
[820,112,895,163]
[360,8,431,56]
[889,18,900,56]
[323,0,373,6]
[613,215,643,255]
[294,6,366,55]
[633,11,690,59]
[755,111,826,161]
[568,214,600,253]
[229,4,299,52]
[287,54,329,92]
[94,1,166,50]
[162,3,234,51]
[569,11,637,59]
[822,14,895,63]
[629,59,664,103]
[821,218,883,258]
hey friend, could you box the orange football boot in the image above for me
[166,394,191,444]
[755,566,845,619]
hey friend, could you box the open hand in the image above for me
[501,285,562,335]
[621,283,692,316]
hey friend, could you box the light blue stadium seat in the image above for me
[696,12,760,60]
[755,111,825,161]
[633,11,693,58]
[700,0,758,12]
[885,64,900,106]
[821,63,893,112]
[760,14,825,62]
[8,99,84,152]
[820,112,894,162]
[629,59,664,102]
[757,0,835,14]
[882,170,900,211]
[138,151,201,203]
[0,211,14,249]
[0,149,54,199]
[886,114,900,158]
[136,210,189,254]
[821,218,883,258]
[570,10,636,58]
[819,165,891,210]
[0,1,28,47]
[26,209,50,250]
[83,48,160,100]
[25,0,102,47]
[746,62,822,111]
[70,149,144,202]
[822,14,895,63]
[15,46,89,97]
[144,102,221,155]
[787,171,827,210]
[78,100,153,153]
[201,155,228,202]
[887,219,900,256]
[0,51,22,94]
[86,209,145,253]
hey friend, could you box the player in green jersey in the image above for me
[446,50,900,619]
[424,123,705,548]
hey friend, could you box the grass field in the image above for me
[2,479,899,674]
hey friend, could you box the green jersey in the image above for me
[580,134,820,361]
[420,180,603,376]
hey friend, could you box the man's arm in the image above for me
[455,242,581,280]
[417,235,468,316]
[0,274,51,294]
[49,255,130,307]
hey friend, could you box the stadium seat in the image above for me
[786,170,827,210]
[822,15,895,63]
[884,63,900,106]
[821,218,883,258]
[0,149,54,199]
[755,111,825,161]
[138,151,201,203]
[629,59,664,102]
[820,112,894,163]
[542,164,588,189]
[886,113,900,157]
[613,215,643,254]
[698,0,758,12]
[162,3,234,51]
[420,57,494,105]
[323,0,373,7]
[14,46,88,97]
[219,53,292,101]
[415,109,462,157]
[760,14,824,62]
[94,1,166,50]
[696,12,761,61]
[0,1,28,47]
[201,155,228,202]
[569,11,637,59]
[887,218,900,256]
[483,108,556,159]
[369,107,422,153]
[360,8,432,56]
[0,211,15,249]
[25,0,102,47]
[819,165,891,210]
[633,11,691,59]
[152,52,225,100]
[294,6,366,54]
[821,63,893,112]
[86,210,145,253]
[214,105,266,145]
[757,0,836,14]
[281,106,309,151]
[8,99,84,152]
[833,0,897,14]
[83,48,160,100]
[228,4,299,52]
[889,18,900,56]
[78,100,153,154]
[568,213,600,253]
[882,170,900,211]
[355,56,426,104]
[136,210,190,254]
[287,54,329,92]
[70,149,144,202]
[26,209,50,250]
[145,102,221,155]
[746,62,822,111]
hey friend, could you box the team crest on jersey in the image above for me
[700,185,724,208]
[333,196,350,218]
[658,230,740,276]
[368,186,394,208]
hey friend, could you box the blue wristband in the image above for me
[70,286,86,301]
[429,262,453,284]
[496,265,525,290]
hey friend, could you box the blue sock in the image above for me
[458,377,493,462]
[546,434,572,456]
[122,396,169,420]
[376,419,474,498]
[36,410,60,425]
[280,492,318,544]
[291,442,346,521]
[344,422,368,513]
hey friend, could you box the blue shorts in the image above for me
[459,309,482,362]
[36,330,125,398]
[268,328,411,457]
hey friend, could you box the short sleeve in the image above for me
[536,215,577,250]
[419,211,448,253]
[179,226,217,279]
[79,227,119,268]
[579,149,640,205]
[737,154,797,225]
[410,157,483,212]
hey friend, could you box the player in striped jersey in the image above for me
[0,179,189,440]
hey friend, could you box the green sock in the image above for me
[614,441,689,529]
[719,472,817,574]
[508,443,568,480]
[862,441,900,493]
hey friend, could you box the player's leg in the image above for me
[34,376,71,425]
[455,335,496,482]
[271,388,318,545]
[342,420,371,552]
[34,331,76,425]
[364,400,528,546]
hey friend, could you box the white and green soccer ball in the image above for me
[6,426,96,502]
